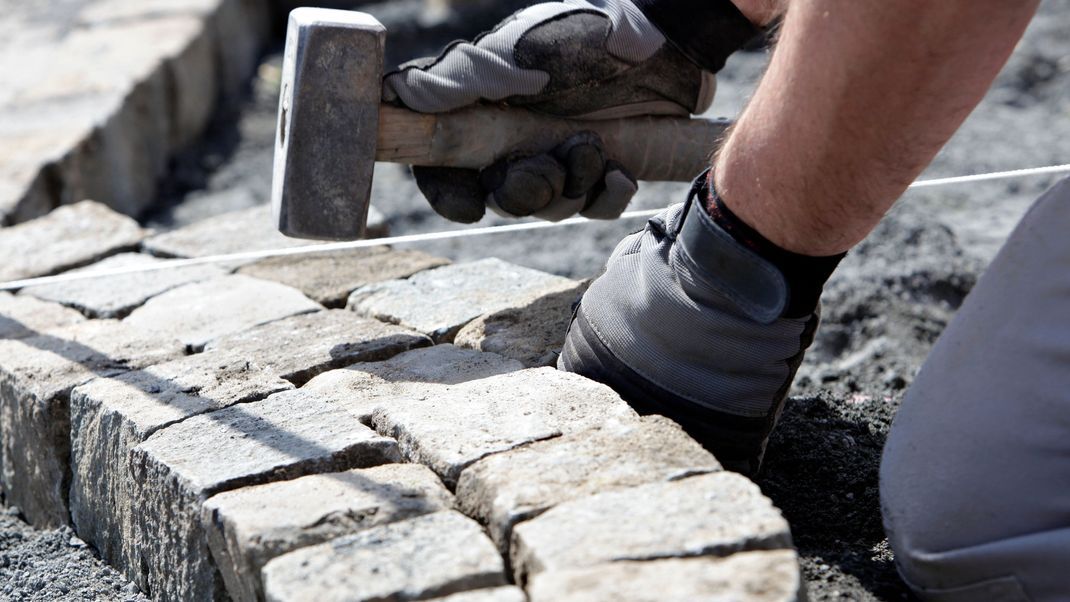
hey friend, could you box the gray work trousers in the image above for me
[880,177,1070,601]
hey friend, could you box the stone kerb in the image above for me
[0,0,271,224]
[0,320,184,527]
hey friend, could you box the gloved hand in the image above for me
[559,173,841,475]
[382,0,722,223]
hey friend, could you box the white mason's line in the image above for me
[2,162,1068,291]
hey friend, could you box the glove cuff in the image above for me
[699,173,846,318]
[631,0,760,72]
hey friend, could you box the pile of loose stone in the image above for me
[0,201,802,601]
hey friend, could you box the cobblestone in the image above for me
[204,309,432,385]
[203,464,454,602]
[0,292,84,339]
[371,367,638,488]
[348,258,578,342]
[68,350,294,577]
[238,247,450,307]
[455,280,588,367]
[526,551,803,602]
[128,388,401,601]
[457,416,720,552]
[510,473,794,585]
[300,345,524,422]
[0,320,183,527]
[0,201,144,281]
[262,511,505,602]
[19,252,225,318]
[123,275,321,351]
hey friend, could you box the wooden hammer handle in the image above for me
[376,105,730,182]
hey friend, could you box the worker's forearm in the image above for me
[714,0,1039,256]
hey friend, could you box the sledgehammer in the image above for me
[271,7,730,241]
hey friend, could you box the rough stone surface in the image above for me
[526,551,803,602]
[455,280,588,367]
[203,464,455,602]
[0,291,84,339]
[19,252,225,318]
[300,345,524,422]
[510,473,793,584]
[141,205,326,262]
[68,349,294,577]
[238,247,450,307]
[458,416,720,552]
[371,367,638,488]
[0,0,270,224]
[0,201,145,281]
[348,258,578,342]
[123,275,322,351]
[428,587,528,602]
[205,309,432,385]
[128,388,402,601]
[0,319,183,527]
[262,511,506,602]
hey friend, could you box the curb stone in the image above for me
[510,472,794,585]
[202,464,455,602]
[68,349,295,577]
[261,511,506,602]
[0,292,84,340]
[526,551,803,602]
[456,415,721,553]
[0,201,145,281]
[0,320,183,527]
[347,258,578,343]
[204,309,433,386]
[123,275,322,352]
[238,247,451,308]
[128,388,401,601]
[370,367,639,488]
[19,252,225,319]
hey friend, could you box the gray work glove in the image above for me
[382,0,717,223]
[558,176,822,476]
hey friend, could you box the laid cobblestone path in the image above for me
[0,198,803,601]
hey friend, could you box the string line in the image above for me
[2,162,1068,291]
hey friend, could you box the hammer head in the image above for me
[271,8,385,240]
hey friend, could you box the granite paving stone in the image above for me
[19,252,225,318]
[347,258,578,342]
[510,473,794,585]
[370,367,638,488]
[141,205,325,263]
[300,345,524,422]
[203,464,455,602]
[68,349,294,577]
[123,275,322,351]
[428,587,528,602]
[205,309,432,385]
[238,247,450,307]
[455,280,588,367]
[128,388,401,601]
[0,319,183,527]
[262,511,506,602]
[526,551,803,602]
[0,201,145,281]
[457,416,720,552]
[0,291,84,339]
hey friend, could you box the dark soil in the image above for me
[0,507,147,601]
